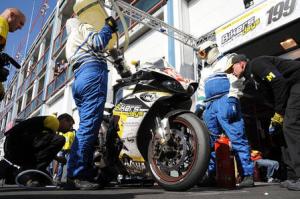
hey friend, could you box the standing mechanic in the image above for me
[0,114,74,186]
[65,16,118,190]
[0,8,25,100]
[197,41,254,187]
[225,54,300,191]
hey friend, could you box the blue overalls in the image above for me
[67,25,112,180]
[203,73,253,177]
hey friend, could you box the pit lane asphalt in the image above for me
[0,182,298,199]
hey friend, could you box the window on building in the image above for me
[38,75,45,94]
[45,27,52,50]
[26,88,33,106]
[12,84,17,98]
[23,64,29,78]
[134,0,163,12]
[17,98,23,114]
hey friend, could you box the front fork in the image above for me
[154,117,171,144]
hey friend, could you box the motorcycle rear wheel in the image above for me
[148,113,210,191]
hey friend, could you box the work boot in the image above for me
[238,176,254,187]
[287,178,300,191]
[66,178,102,190]
[197,173,216,187]
[280,179,296,188]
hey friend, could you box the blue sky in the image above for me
[0,0,56,83]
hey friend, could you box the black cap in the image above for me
[225,54,248,72]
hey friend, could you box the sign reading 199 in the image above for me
[267,0,296,24]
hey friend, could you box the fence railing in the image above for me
[53,25,67,57]
[46,67,68,99]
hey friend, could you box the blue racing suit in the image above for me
[66,22,113,180]
[199,55,253,177]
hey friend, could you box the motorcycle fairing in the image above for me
[112,91,172,162]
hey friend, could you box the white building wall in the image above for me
[72,108,79,130]
[124,30,168,65]
[47,95,65,115]
[71,93,79,130]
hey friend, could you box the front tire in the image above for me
[147,113,210,191]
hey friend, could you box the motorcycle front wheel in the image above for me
[147,113,210,191]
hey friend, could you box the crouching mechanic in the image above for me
[196,41,254,187]
[65,16,118,190]
[0,114,74,186]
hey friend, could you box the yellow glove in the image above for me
[0,82,5,101]
[271,112,284,126]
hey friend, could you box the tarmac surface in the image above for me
[0,182,299,199]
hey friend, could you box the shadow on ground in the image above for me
[0,186,163,199]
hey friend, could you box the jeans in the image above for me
[67,61,108,180]
[255,159,279,179]
[56,150,69,181]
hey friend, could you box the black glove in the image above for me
[195,104,205,119]
[115,61,132,78]
[268,122,282,136]
[0,67,9,82]
[105,16,118,33]
[109,48,131,78]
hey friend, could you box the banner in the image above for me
[215,0,300,52]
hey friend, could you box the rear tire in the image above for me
[147,113,210,191]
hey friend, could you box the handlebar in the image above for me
[0,52,21,69]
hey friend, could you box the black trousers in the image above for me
[4,131,65,172]
[283,82,300,178]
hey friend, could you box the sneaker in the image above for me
[67,178,102,190]
[267,177,280,183]
[280,179,296,188]
[238,176,254,187]
[53,177,61,186]
[287,179,300,191]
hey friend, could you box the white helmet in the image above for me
[197,40,220,65]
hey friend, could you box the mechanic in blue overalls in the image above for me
[65,16,118,190]
[196,41,254,187]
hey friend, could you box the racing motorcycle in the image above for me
[94,58,210,191]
